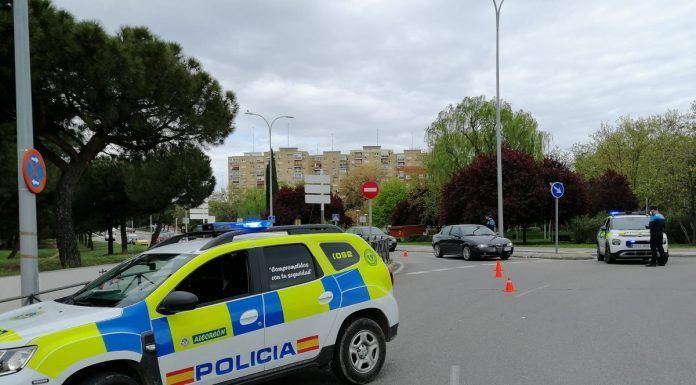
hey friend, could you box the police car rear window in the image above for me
[321,242,360,271]
[262,244,322,291]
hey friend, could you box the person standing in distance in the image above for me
[646,206,667,267]
[486,215,496,232]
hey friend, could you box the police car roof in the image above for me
[142,232,290,255]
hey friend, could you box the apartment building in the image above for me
[228,146,426,191]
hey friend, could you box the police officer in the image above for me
[485,216,496,232]
[646,206,667,267]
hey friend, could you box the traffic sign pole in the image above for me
[368,199,372,238]
[555,197,559,254]
[14,0,40,305]
[550,182,564,255]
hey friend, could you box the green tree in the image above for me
[0,1,237,267]
[126,144,216,245]
[236,188,266,219]
[572,105,695,243]
[208,190,237,222]
[265,150,279,215]
[372,179,410,228]
[337,163,386,210]
[425,96,549,184]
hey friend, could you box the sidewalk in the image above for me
[0,263,116,312]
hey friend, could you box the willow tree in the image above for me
[425,96,550,184]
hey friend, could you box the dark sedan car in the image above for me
[432,224,514,260]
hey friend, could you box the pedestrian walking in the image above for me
[645,206,667,267]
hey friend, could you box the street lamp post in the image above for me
[493,0,505,237]
[244,111,294,224]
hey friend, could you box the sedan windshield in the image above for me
[611,217,650,230]
[460,225,496,236]
[63,253,195,308]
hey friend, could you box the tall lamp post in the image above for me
[492,0,505,237]
[244,111,294,224]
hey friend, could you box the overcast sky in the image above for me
[55,0,696,190]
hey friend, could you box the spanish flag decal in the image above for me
[166,367,194,385]
[297,335,320,354]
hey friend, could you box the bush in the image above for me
[664,213,696,244]
[569,213,606,244]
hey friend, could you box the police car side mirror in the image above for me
[158,291,199,315]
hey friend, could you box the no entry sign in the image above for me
[362,181,379,200]
[22,148,47,194]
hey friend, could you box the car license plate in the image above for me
[504,247,512,251]
[629,243,649,249]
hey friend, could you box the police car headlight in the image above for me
[506,242,513,247]
[0,346,37,376]
[477,244,488,248]
[611,239,621,246]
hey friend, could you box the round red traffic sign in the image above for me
[362,180,379,200]
[22,148,47,194]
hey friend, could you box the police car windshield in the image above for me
[611,217,650,230]
[64,253,195,308]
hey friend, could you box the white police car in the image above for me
[596,212,669,263]
[0,224,398,385]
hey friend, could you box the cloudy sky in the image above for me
[55,0,696,189]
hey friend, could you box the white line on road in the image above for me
[514,284,550,298]
[432,268,453,272]
[481,263,497,266]
[510,261,528,264]
[407,271,430,275]
[456,266,476,269]
[451,365,460,385]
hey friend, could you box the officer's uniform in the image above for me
[486,218,496,232]
[647,212,667,266]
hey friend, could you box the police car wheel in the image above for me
[596,245,604,261]
[434,244,443,258]
[77,372,138,385]
[333,318,386,384]
[604,243,615,264]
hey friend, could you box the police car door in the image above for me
[151,250,266,384]
[260,243,339,370]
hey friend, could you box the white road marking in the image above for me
[481,263,497,266]
[510,261,528,264]
[432,268,453,272]
[514,284,550,298]
[407,271,430,275]
[451,365,461,385]
[456,266,476,269]
[392,261,405,275]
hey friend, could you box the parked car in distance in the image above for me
[432,224,513,260]
[346,226,397,251]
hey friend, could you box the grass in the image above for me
[0,241,148,277]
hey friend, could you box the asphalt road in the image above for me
[265,251,696,385]
[2,248,696,384]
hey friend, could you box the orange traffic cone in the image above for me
[402,250,408,257]
[504,277,516,293]
[494,260,503,278]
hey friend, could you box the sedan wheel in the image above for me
[462,245,473,261]
[434,244,443,258]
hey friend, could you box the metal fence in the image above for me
[365,236,392,264]
[0,281,89,306]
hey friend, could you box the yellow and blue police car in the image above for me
[596,212,669,263]
[0,224,398,385]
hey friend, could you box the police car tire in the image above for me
[76,372,138,385]
[462,245,473,261]
[332,318,386,384]
[604,243,615,264]
[596,245,605,261]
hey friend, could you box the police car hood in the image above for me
[613,229,650,237]
[0,301,121,349]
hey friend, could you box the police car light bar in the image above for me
[609,210,647,216]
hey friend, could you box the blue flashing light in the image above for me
[609,210,621,216]
[241,220,271,229]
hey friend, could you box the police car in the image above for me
[0,224,398,385]
[596,212,669,263]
